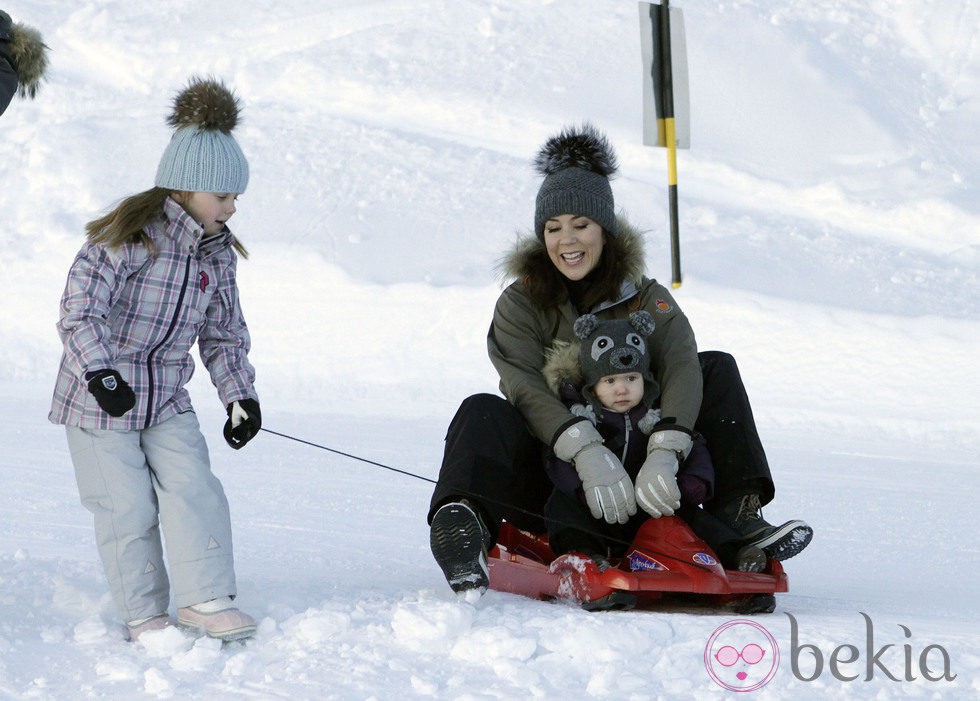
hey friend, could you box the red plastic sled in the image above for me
[488,516,788,612]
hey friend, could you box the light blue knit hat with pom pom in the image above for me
[154,76,249,194]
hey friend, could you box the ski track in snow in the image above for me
[1,0,978,698]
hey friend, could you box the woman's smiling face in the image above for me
[542,214,604,281]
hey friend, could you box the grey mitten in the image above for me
[554,420,637,524]
[635,426,692,517]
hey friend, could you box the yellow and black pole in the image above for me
[639,0,689,288]
[658,0,682,288]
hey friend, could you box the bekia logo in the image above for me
[704,613,957,692]
[704,619,779,692]
[787,612,956,683]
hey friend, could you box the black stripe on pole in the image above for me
[658,1,674,123]
[658,0,682,288]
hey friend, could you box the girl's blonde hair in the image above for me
[85,187,249,258]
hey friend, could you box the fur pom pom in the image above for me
[168,76,241,133]
[9,22,49,99]
[533,123,618,178]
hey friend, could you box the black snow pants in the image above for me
[427,351,775,541]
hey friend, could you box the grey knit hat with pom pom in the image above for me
[533,123,618,239]
[574,311,660,412]
[155,76,249,194]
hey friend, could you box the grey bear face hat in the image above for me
[533,123,619,239]
[155,77,249,194]
[574,311,660,412]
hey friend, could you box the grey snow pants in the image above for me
[66,410,236,623]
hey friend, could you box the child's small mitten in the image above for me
[85,369,136,417]
[223,398,261,449]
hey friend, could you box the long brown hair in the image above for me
[522,230,629,311]
[85,187,249,258]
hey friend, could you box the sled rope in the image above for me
[260,427,715,572]
[261,427,437,483]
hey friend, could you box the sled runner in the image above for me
[488,516,788,614]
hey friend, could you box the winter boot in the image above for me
[430,499,492,596]
[710,493,813,561]
[177,597,256,641]
[733,544,768,573]
[126,613,176,642]
[717,541,768,573]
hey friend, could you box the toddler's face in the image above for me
[593,372,643,413]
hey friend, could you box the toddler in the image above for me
[543,312,767,572]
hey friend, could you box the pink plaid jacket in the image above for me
[49,197,257,430]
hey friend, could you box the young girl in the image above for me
[49,77,261,642]
[541,312,768,573]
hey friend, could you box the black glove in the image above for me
[223,398,261,449]
[85,369,137,418]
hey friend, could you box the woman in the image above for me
[428,124,812,596]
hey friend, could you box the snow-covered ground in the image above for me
[1,0,978,698]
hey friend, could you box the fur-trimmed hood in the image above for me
[5,15,48,98]
[498,215,647,287]
[542,339,582,398]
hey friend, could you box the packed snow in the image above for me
[1,0,978,698]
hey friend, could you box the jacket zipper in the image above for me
[621,412,632,464]
[143,256,192,429]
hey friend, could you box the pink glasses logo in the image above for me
[716,642,767,668]
[704,620,780,692]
